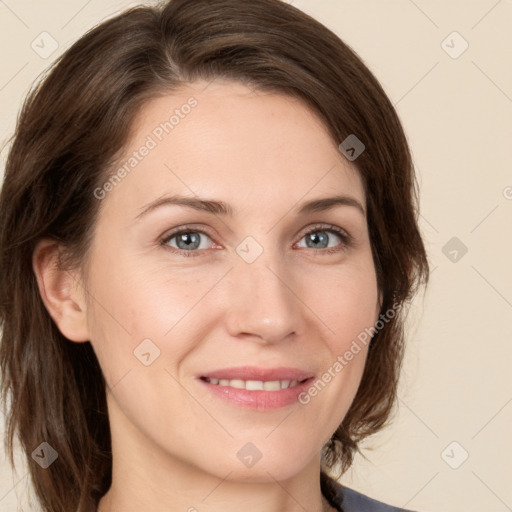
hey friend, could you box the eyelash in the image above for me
[160,223,354,258]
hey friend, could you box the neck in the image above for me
[98,455,337,512]
[98,479,337,512]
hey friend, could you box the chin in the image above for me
[216,442,315,483]
[225,459,308,484]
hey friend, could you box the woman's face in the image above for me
[82,79,380,482]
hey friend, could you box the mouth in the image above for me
[197,366,315,410]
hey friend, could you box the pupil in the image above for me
[178,233,199,249]
[309,232,327,248]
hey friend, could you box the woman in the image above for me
[0,0,429,511]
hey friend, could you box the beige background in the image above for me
[1,0,511,511]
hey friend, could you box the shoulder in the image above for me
[336,485,419,512]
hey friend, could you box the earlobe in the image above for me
[32,239,90,342]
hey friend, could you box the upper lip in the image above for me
[200,366,314,382]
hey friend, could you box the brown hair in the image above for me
[0,0,429,511]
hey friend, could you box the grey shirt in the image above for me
[334,484,418,512]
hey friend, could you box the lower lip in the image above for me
[198,378,314,410]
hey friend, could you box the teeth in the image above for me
[246,380,263,390]
[204,378,303,390]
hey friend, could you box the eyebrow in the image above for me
[134,193,366,221]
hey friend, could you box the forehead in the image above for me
[102,79,365,218]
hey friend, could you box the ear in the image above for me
[32,239,90,342]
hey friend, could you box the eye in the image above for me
[295,224,353,254]
[161,226,215,257]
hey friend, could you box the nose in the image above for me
[224,252,303,345]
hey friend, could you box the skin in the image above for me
[33,79,381,512]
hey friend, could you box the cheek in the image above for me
[83,251,165,385]
[303,255,380,347]
[296,257,379,407]
[84,252,224,386]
